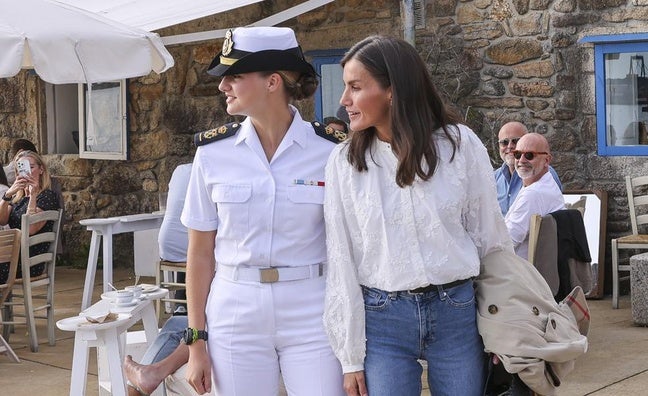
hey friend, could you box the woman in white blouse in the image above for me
[323,36,513,396]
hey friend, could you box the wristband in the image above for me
[183,327,208,345]
[1,193,12,202]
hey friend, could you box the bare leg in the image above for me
[124,343,190,395]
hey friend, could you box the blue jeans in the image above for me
[362,280,486,396]
[140,315,187,365]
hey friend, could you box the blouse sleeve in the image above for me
[461,127,514,258]
[322,145,366,374]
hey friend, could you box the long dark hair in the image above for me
[342,35,461,187]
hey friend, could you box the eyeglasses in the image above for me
[498,137,520,146]
[513,151,548,160]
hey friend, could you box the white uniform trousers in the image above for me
[206,270,344,396]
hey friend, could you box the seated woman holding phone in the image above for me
[0,150,60,283]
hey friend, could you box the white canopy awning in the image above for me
[58,0,263,31]
[0,0,174,84]
[58,0,334,45]
[0,0,333,83]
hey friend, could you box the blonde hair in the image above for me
[12,150,52,204]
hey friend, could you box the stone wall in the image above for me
[415,0,648,292]
[0,0,644,290]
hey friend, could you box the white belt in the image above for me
[218,263,324,283]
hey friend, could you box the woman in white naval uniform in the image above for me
[180,27,346,396]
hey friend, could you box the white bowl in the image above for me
[125,285,143,299]
[112,289,134,304]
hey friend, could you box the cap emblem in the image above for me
[222,29,234,56]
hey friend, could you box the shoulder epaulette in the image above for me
[311,121,347,144]
[194,122,241,146]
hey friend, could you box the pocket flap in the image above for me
[212,184,252,203]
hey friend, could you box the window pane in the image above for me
[84,82,123,153]
[320,63,344,118]
[605,52,648,146]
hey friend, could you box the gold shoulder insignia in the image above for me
[311,121,347,144]
[194,122,241,147]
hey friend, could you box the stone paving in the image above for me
[1,267,647,395]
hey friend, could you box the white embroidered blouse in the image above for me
[323,124,513,373]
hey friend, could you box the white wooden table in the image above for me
[79,212,164,310]
[56,289,168,396]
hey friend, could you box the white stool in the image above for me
[57,293,166,395]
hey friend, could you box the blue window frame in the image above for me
[306,49,347,122]
[581,33,648,156]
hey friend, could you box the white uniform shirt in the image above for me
[323,124,513,372]
[181,107,336,269]
[504,171,565,260]
[158,163,191,262]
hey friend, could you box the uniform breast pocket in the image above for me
[287,186,325,205]
[212,184,252,238]
[282,186,325,232]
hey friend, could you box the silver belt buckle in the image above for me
[260,268,279,283]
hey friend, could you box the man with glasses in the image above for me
[494,122,562,215]
[503,133,565,260]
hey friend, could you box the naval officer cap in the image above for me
[207,27,317,77]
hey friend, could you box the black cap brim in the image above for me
[207,49,316,77]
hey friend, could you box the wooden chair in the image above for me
[0,229,21,362]
[528,209,592,300]
[3,209,63,352]
[528,213,560,296]
[612,176,648,309]
[156,260,187,318]
[565,195,587,216]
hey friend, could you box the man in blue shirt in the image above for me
[494,122,562,215]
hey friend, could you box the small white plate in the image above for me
[101,291,146,302]
[101,290,124,301]
[56,313,131,331]
[111,299,138,308]
[140,284,160,293]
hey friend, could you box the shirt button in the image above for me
[551,319,556,329]
[532,306,540,315]
[488,305,498,314]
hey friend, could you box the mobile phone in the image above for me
[16,158,31,177]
